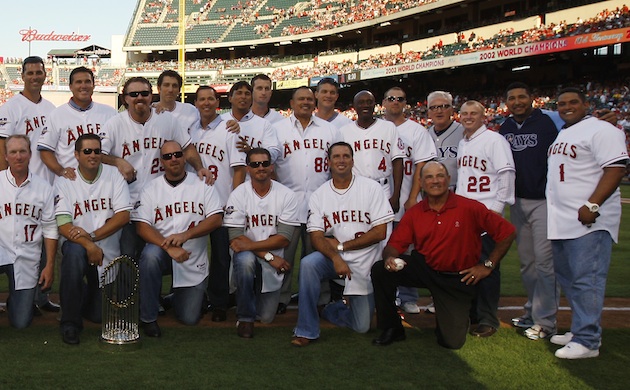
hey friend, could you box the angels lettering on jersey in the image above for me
[23,116,47,136]
[152,201,206,223]
[457,155,488,171]
[72,198,114,219]
[195,141,227,161]
[321,210,371,231]
[352,138,400,154]
[246,213,279,230]
[57,123,103,146]
[548,141,577,158]
[282,138,331,158]
[116,136,169,159]
[0,202,44,220]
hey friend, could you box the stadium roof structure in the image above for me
[47,45,112,59]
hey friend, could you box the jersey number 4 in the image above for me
[467,176,490,192]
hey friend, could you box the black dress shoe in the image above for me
[62,327,80,345]
[470,324,496,337]
[32,304,42,317]
[38,301,61,313]
[212,308,227,322]
[142,321,162,337]
[276,303,287,315]
[372,328,406,346]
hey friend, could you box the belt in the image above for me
[375,177,388,185]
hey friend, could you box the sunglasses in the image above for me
[81,148,101,155]
[429,104,451,111]
[248,160,271,168]
[385,96,406,102]
[162,151,184,160]
[126,90,151,98]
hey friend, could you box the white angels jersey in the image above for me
[131,173,223,288]
[456,125,515,209]
[273,114,342,223]
[0,170,57,290]
[100,109,191,202]
[221,110,280,163]
[38,102,117,169]
[171,101,200,131]
[395,119,437,221]
[307,175,394,295]
[340,118,405,195]
[547,116,628,242]
[0,93,56,184]
[54,165,132,277]
[189,116,245,207]
[223,180,300,292]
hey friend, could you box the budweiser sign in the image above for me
[19,28,91,42]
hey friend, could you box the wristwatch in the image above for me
[483,260,495,269]
[264,252,274,262]
[89,232,97,241]
[337,243,344,252]
[584,201,600,213]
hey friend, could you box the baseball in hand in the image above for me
[394,258,406,271]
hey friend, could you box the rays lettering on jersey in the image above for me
[246,214,278,229]
[153,202,205,223]
[24,116,47,136]
[73,198,114,218]
[504,133,538,152]
[121,137,168,158]
[548,141,577,158]
[353,139,391,153]
[322,210,371,231]
[458,155,487,171]
[437,146,457,160]
[282,138,329,158]
[65,123,102,145]
[195,142,225,161]
[0,203,43,220]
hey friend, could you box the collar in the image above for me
[197,115,223,131]
[68,98,93,112]
[290,114,315,131]
[77,164,103,184]
[6,168,32,187]
[464,124,487,141]
[231,110,255,122]
[420,191,457,213]
[562,115,592,129]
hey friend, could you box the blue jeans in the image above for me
[0,264,36,329]
[294,251,374,339]
[60,241,102,331]
[121,223,145,262]
[207,227,231,310]
[233,250,280,323]
[552,230,612,350]
[139,244,207,325]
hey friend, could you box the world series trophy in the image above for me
[100,255,141,350]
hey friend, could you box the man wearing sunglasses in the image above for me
[427,91,463,192]
[0,56,60,315]
[224,148,299,338]
[272,86,342,315]
[39,67,117,181]
[132,141,223,337]
[101,77,213,261]
[54,133,131,344]
[382,87,437,315]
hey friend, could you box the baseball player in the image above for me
[340,90,405,211]
[456,100,515,338]
[0,56,59,313]
[221,81,280,163]
[153,70,199,130]
[132,141,223,337]
[38,67,117,180]
[54,133,131,345]
[291,142,395,347]
[251,74,285,124]
[314,78,352,129]
[382,86,437,315]
[100,77,212,260]
[272,86,342,312]
[427,91,463,191]
[189,85,246,322]
[224,148,300,337]
[0,135,58,329]
[547,88,628,359]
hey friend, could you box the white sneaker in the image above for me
[550,332,573,346]
[401,302,421,314]
[425,302,435,314]
[524,325,555,340]
[555,342,599,359]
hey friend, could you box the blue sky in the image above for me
[1,0,138,59]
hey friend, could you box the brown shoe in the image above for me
[470,324,497,337]
[237,321,254,338]
[291,337,315,347]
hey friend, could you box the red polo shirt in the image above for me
[388,193,515,272]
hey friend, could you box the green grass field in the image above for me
[1,191,629,389]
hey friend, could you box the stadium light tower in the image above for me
[178,0,186,102]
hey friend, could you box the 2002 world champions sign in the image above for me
[19,28,91,42]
